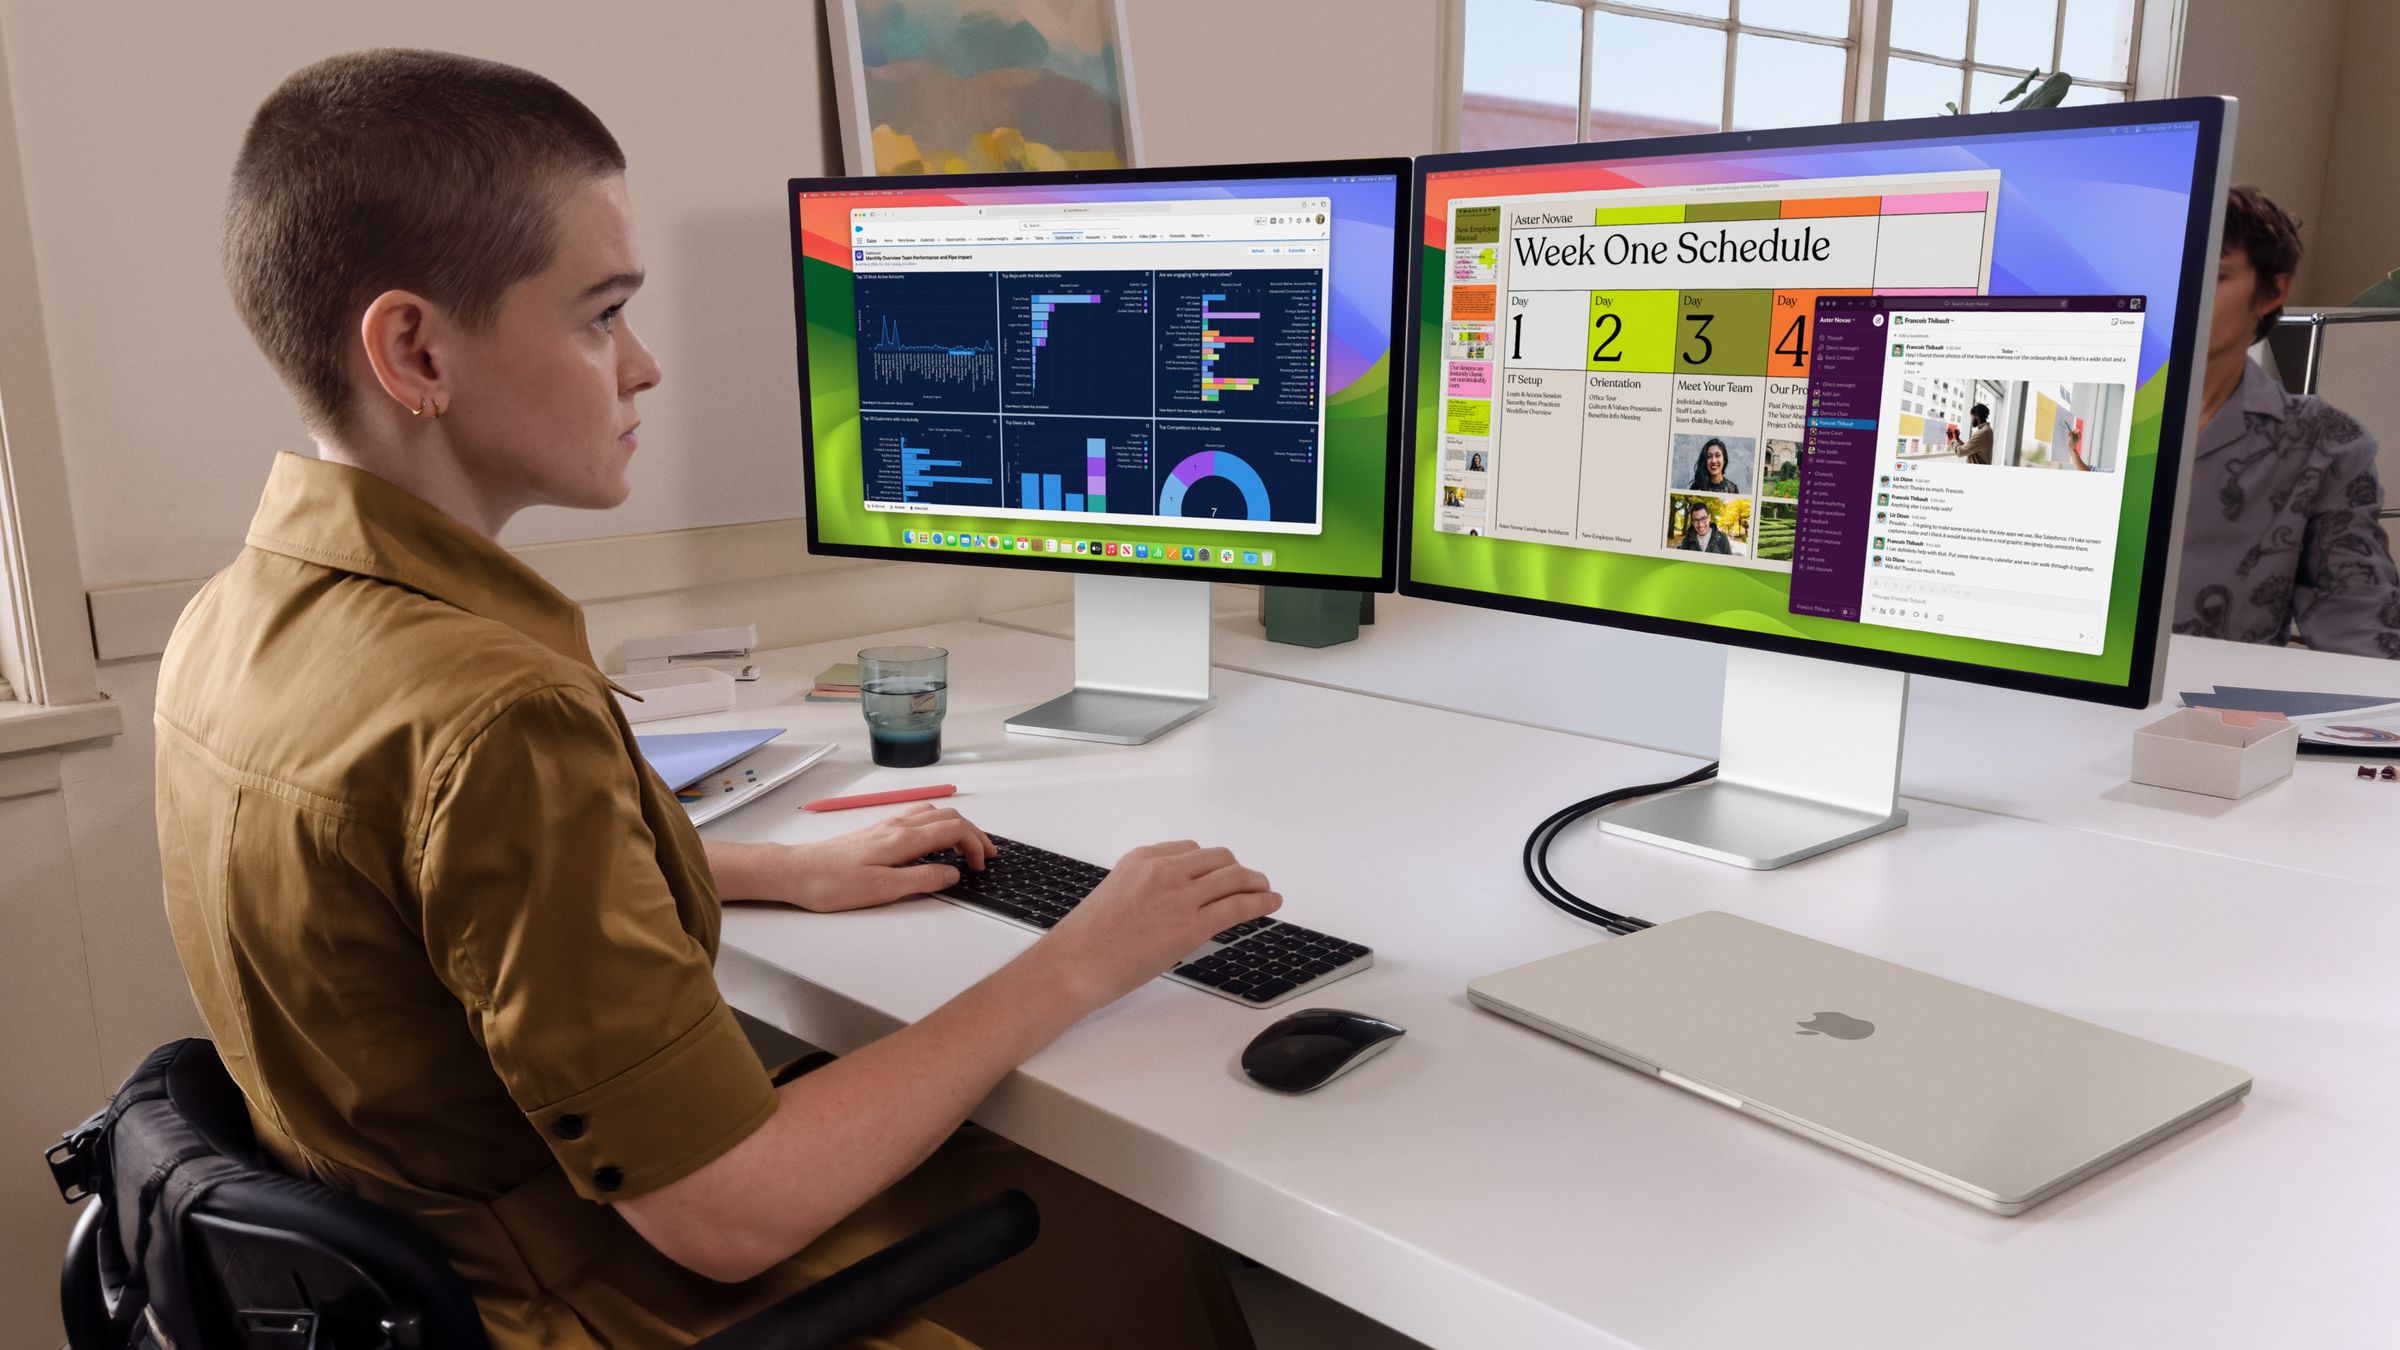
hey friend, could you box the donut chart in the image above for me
[1157,451,1272,521]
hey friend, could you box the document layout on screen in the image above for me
[1789,295,2147,654]
[1432,170,2000,565]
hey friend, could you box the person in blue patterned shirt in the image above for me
[2174,187,2400,657]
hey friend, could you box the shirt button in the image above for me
[592,1166,624,1193]
[551,1114,587,1141]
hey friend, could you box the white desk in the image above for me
[679,619,2399,1350]
[985,596,2400,886]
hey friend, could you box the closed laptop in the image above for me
[1467,911,2250,1214]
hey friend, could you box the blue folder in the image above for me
[634,728,784,792]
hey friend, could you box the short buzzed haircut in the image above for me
[2222,185,2303,343]
[224,49,625,433]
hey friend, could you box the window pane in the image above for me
[1888,0,1968,58]
[1639,0,1732,17]
[1740,0,1849,38]
[1589,13,1726,138]
[1462,0,1584,151]
[1969,68,2023,113]
[1973,0,2058,72]
[2058,83,2124,107]
[1733,33,1848,130]
[1881,56,1965,119]
[2058,0,2136,83]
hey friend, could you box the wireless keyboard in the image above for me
[920,835,1374,1008]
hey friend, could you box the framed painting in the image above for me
[823,0,1144,175]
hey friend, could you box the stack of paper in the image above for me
[806,662,862,704]
[2181,686,2400,756]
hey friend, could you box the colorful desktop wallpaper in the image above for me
[1411,120,2210,687]
[795,174,1400,581]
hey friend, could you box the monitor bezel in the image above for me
[1398,99,2232,709]
[788,157,1415,594]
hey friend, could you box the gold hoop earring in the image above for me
[408,396,445,419]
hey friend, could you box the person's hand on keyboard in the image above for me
[736,804,995,912]
[1040,842,1281,1007]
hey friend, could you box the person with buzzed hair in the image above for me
[2173,186,2400,656]
[161,48,1267,1349]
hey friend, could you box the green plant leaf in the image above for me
[1944,100,1960,115]
[2001,68,2041,104]
[2019,71,2075,109]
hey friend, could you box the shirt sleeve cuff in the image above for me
[530,998,779,1202]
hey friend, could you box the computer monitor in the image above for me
[790,160,1411,744]
[1403,100,2235,867]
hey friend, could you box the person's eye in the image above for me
[594,302,625,333]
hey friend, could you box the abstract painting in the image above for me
[825,0,1142,175]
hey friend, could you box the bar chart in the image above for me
[1000,273,1152,417]
[1027,292,1100,389]
[899,435,994,502]
[1154,271,1322,422]
[1017,438,1113,514]
[1200,293,1259,402]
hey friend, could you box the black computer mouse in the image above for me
[1240,1008,1406,1093]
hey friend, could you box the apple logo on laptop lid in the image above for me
[1797,1011,1875,1040]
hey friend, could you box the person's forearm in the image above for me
[702,838,782,902]
[627,938,1104,1280]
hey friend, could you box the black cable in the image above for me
[1522,761,1720,935]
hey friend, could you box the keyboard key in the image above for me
[1218,977,1257,996]
[1337,943,1370,959]
[1174,963,1227,987]
[1242,978,1296,1003]
[1302,959,1337,976]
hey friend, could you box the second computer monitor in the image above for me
[1405,102,2231,867]
[1404,101,2233,708]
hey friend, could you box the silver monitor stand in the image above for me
[1005,572,1216,746]
[1599,646,1908,869]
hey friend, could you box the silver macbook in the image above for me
[1467,911,2250,1214]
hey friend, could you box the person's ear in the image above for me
[2262,270,2295,316]
[359,289,452,420]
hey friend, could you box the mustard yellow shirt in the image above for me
[154,454,929,1347]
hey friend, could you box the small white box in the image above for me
[612,667,737,724]
[2129,708,2298,799]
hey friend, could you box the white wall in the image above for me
[2311,0,2400,303]
[0,2,844,590]
[2171,0,2351,301]
[1128,0,1447,164]
[2173,0,2400,304]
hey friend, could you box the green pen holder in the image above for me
[1263,587,1363,648]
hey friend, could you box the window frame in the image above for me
[0,22,117,752]
[1444,0,2182,151]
